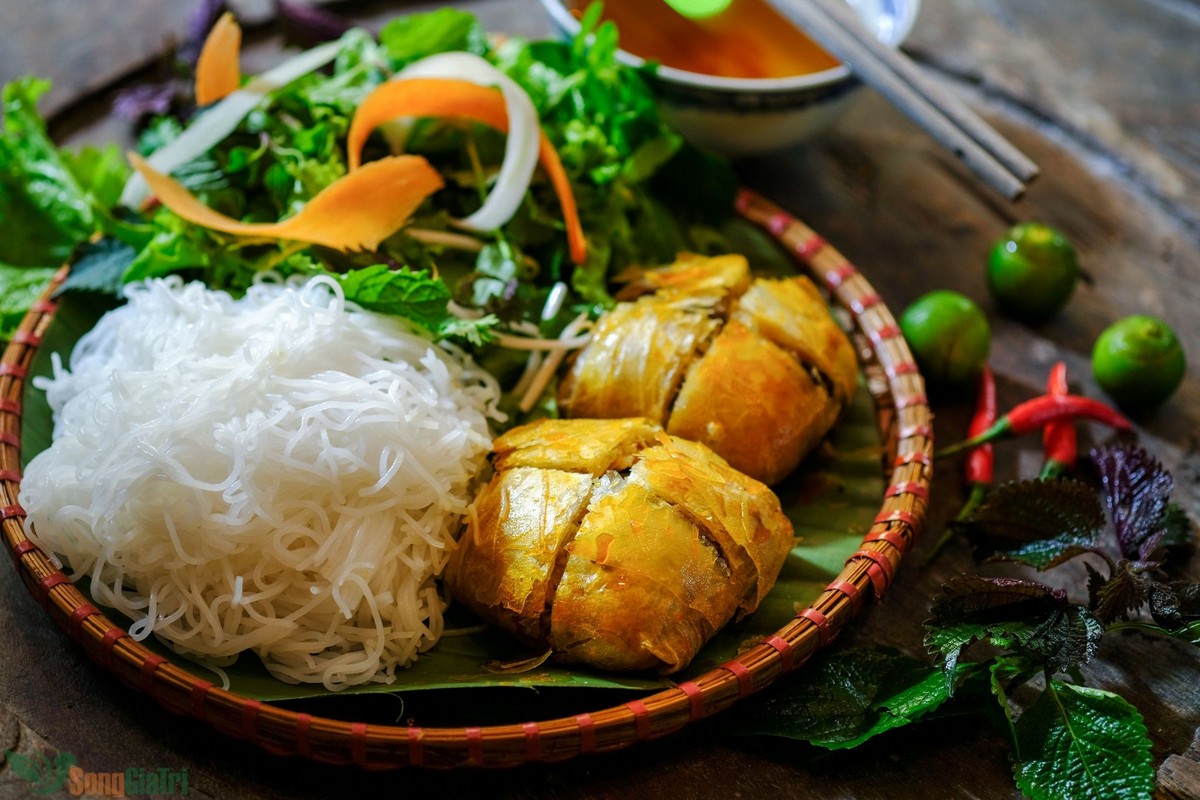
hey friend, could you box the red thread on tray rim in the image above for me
[720,660,753,697]
[9,331,41,347]
[0,432,20,448]
[894,451,932,469]
[794,234,826,261]
[626,699,651,740]
[66,602,99,638]
[823,262,857,288]
[190,680,212,718]
[826,579,864,611]
[465,726,484,766]
[352,722,370,766]
[241,698,261,741]
[797,607,833,647]
[522,722,542,761]
[0,469,20,482]
[763,634,794,671]
[140,653,166,693]
[767,212,791,236]
[873,509,921,529]
[407,726,425,767]
[0,399,21,415]
[0,503,26,520]
[575,713,596,753]
[864,528,912,553]
[99,626,127,669]
[886,481,930,501]
[0,363,27,379]
[898,423,934,441]
[677,680,705,720]
[294,713,313,758]
[848,549,894,598]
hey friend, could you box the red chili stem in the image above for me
[936,394,1131,457]
[1041,362,1077,475]
[920,481,989,566]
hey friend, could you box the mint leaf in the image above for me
[728,647,965,748]
[1012,680,1153,800]
[925,577,1103,686]
[379,9,487,67]
[964,479,1104,570]
[1091,444,1174,562]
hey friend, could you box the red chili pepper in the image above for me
[1039,362,1076,479]
[964,365,996,486]
[937,393,1131,457]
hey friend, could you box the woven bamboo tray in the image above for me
[0,188,932,769]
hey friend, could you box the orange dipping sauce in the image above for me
[568,0,840,80]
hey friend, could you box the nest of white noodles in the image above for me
[20,275,502,690]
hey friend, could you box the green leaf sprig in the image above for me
[728,441,1196,800]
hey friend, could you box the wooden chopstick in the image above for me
[765,0,1038,199]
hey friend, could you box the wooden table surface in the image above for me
[2,1,1198,798]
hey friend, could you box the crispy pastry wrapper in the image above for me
[444,418,794,674]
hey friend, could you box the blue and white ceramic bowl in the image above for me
[537,0,921,156]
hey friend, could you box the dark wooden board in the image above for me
[1,1,1197,798]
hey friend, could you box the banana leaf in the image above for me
[20,281,887,707]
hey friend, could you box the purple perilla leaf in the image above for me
[276,1,352,47]
[1090,444,1174,562]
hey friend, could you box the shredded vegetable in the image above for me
[129,152,443,250]
[398,52,540,233]
[119,39,343,208]
[194,12,242,106]
[347,77,587,264]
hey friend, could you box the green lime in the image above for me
[899,290,991,388]
[987,222,1079,322]
[1092,314,1186,413]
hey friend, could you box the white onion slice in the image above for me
[396,52,540,232]
[119,40,344,209]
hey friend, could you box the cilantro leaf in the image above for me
[1091,444,1174,562]
[925,577,1103,687]
[728,646,971,748]
[965,479,1105,570]
[1011,680,1154,800]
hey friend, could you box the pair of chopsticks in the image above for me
[767,0,1038,199]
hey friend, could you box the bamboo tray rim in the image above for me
[0,188,932,769]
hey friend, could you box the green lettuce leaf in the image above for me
[0,77,95,267]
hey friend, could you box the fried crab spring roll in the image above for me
[443,418,794,674]
[558,253,858,485]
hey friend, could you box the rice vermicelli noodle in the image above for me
[20,275,502,690]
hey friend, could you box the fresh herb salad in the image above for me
[0,6,737,379]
